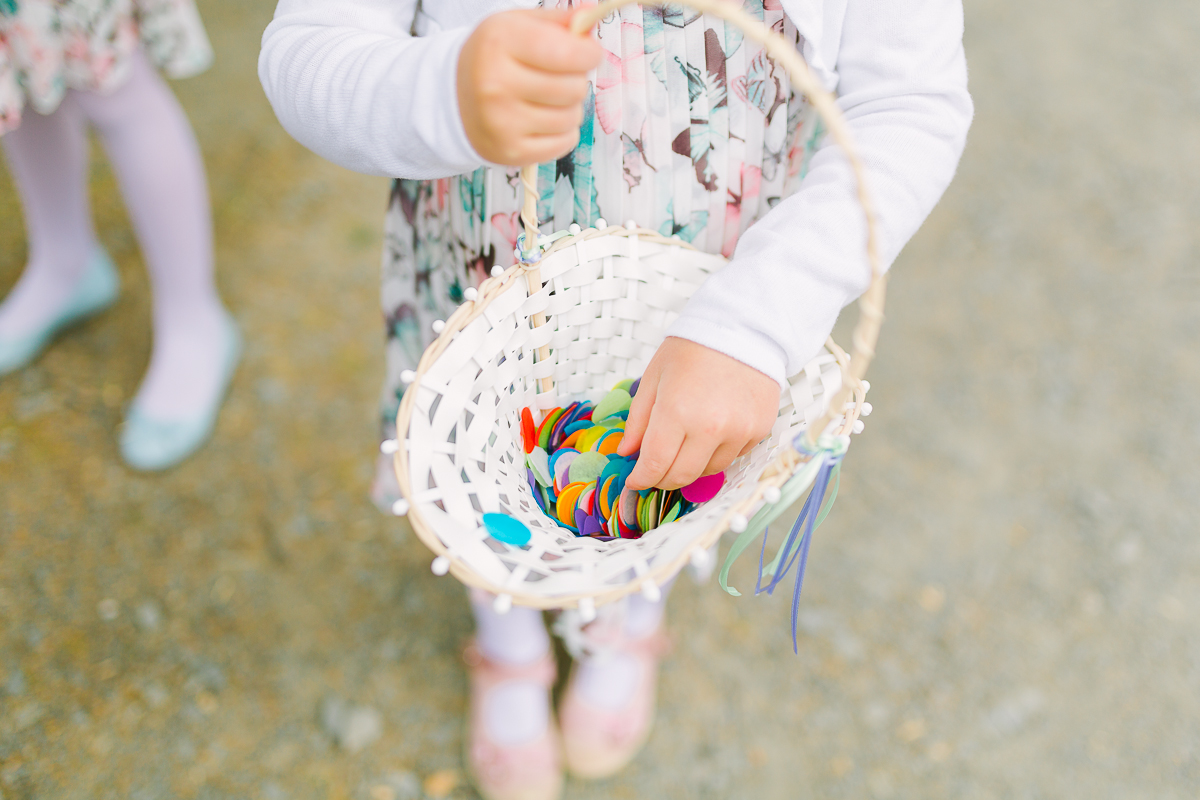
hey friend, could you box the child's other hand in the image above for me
[618,338,780,491]
[457,9,603,166]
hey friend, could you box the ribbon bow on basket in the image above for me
[389,0,884,648]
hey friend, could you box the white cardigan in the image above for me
[259,0,973,385]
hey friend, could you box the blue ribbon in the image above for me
[516,231,571,266]
[754,438,844,653]
[515,232,540,266]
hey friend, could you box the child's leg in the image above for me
[469,590,553,745]
[71,51,228,419]
[0,101,96,338]
[572,583,669,709]
[624,585,669,638]
[467,591,563,798]
[559,582,673,780]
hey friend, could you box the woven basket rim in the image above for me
[392,227,868,609]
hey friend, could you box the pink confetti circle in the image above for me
[681,471,725,503]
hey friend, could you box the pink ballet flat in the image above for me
[463,643,564,800]
[558,622,671,780]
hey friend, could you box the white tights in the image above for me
[0,51,227,419]
[470,586,668,745]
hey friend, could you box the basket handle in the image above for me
[520,0,884,448]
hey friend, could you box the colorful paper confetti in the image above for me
[520,381,725,539]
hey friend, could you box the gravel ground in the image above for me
[2,1,1198,798]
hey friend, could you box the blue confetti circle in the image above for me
[482,513,531,546]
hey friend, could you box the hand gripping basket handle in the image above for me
[519,0,885,447]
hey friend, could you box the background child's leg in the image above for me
[0,101,96,338]
[72,51,227,419]
[469,590,553,746]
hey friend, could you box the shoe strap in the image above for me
[463,641,557,688]
[579,620,673,660]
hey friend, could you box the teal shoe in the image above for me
[0,247,120,376]
[119,313,242,472]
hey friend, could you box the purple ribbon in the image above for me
[753,447,843,654]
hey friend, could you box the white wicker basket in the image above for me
[391,0,884,620]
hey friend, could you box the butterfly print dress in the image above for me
[0,0,212,134]
[378,1,823,436]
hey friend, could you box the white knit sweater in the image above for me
[259,0,973,385]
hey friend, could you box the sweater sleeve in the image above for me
[665,0,974,385]
[258,0,485,178]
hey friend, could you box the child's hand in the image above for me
[618,338,780,491]
[457,9,604,166]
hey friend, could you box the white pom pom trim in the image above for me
[492,594,513,614]
[578,597,596,623]
[640,581,662,603]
